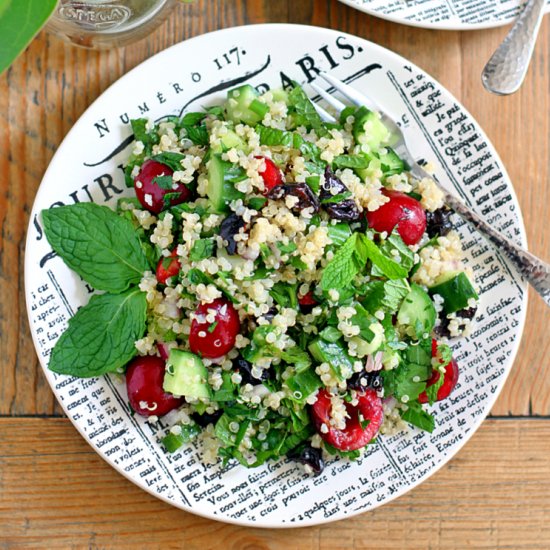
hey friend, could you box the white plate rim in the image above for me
[24,23,529,527]
[337,0,550,31]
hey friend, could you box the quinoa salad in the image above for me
[42,82,479,475]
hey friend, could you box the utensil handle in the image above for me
[409,166,550,306]
[481,0,546,95]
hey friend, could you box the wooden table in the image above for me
[1,1,549,547]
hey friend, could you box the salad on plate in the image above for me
[41,82,479,475]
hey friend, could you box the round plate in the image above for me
[338,0,550,30]
[25,24,527,527]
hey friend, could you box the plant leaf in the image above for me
[42,203,149,293]
[0,0,58,75]
[48,289,147,378]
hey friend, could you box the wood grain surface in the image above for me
[0,0,549,547]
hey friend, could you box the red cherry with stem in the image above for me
[134,159,192,214]
[365,189,426,245]
[311,389,383,451]
[189,298,240,359]
[126,355,183,417]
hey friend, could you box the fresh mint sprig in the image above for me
[48,288,147,378]
[42,203,150,293]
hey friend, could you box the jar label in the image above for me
[58,3,132,30]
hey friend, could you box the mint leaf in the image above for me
[321,233,363,292]
[288,84,327,135]
[181,112,207,126]
[48,289,147,378]
[185,125,209,145]
[401,401,435,433]
[332,154,371,170]
[42,203,149,293]
[162,423,201,453]
[373,233,415,276]
[152,152,185,172]
[321,192,353,204]
[356,234,408,280]
[382,278,410,312]
[189,238,216,261]
[426,372,444,405]
[152,175,174,190]
[0,0,57,74]
[256,125,296,148]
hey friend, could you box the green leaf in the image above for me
[256,125,296,147]
[48,289,147,378]
[162,423,202,453]
[288,84,326,134]
[401,402,435,433]
[356,234,408,280]
[321,192,353,205]
[426,373,444,406]
[372,233,415,276]
[152,175,174,190]
[42,203,149,293]
[285,368,321,403]
[0,0,57,75]
[151,152,185,172]
[321,233,363,292]
[180,112,207,126]
[332,154,371,170]
[130,119,158,147]
[185,125,209,145]
[189,238,216,261]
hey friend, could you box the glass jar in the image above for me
[46,0,179,49]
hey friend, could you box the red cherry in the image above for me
[189,298,240,359]
[298,291,317,306]
[255,156,284,194]
[126,355,183,417]
[365,189,426,245]
[134,159,192,214]
[156,249,180,285]
[311,389,383,451]
[418,339,459,403]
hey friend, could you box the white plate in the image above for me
[25,24,527,527]
[338,0,550,30]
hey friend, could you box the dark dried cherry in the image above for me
[234,355,271,385]
[220,213,246,255]
[288,445,325,476]
[191,409,223,427]
[321,167,360,221]
[347,371,383,392]
[267,182,320,213]
[426,207,455,238]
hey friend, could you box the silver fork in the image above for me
[311,72,550,306]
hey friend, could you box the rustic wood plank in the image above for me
[0,1,548,417]
[1,418,549,548]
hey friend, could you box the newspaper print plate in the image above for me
[338,0,550,30]
[25,24,527,527]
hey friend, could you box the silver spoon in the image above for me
[482,0,546,95]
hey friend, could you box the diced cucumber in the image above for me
[163,350,211,400]
[211,128,247,154]
[397,283,436,339]
[378,148,407,176]
[429,271,478,314]
[352,106,390,151]
[308,338,354,381]
[225,84,267,126]
[207,154,246,213]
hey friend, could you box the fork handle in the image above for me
[410,166,550,305]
